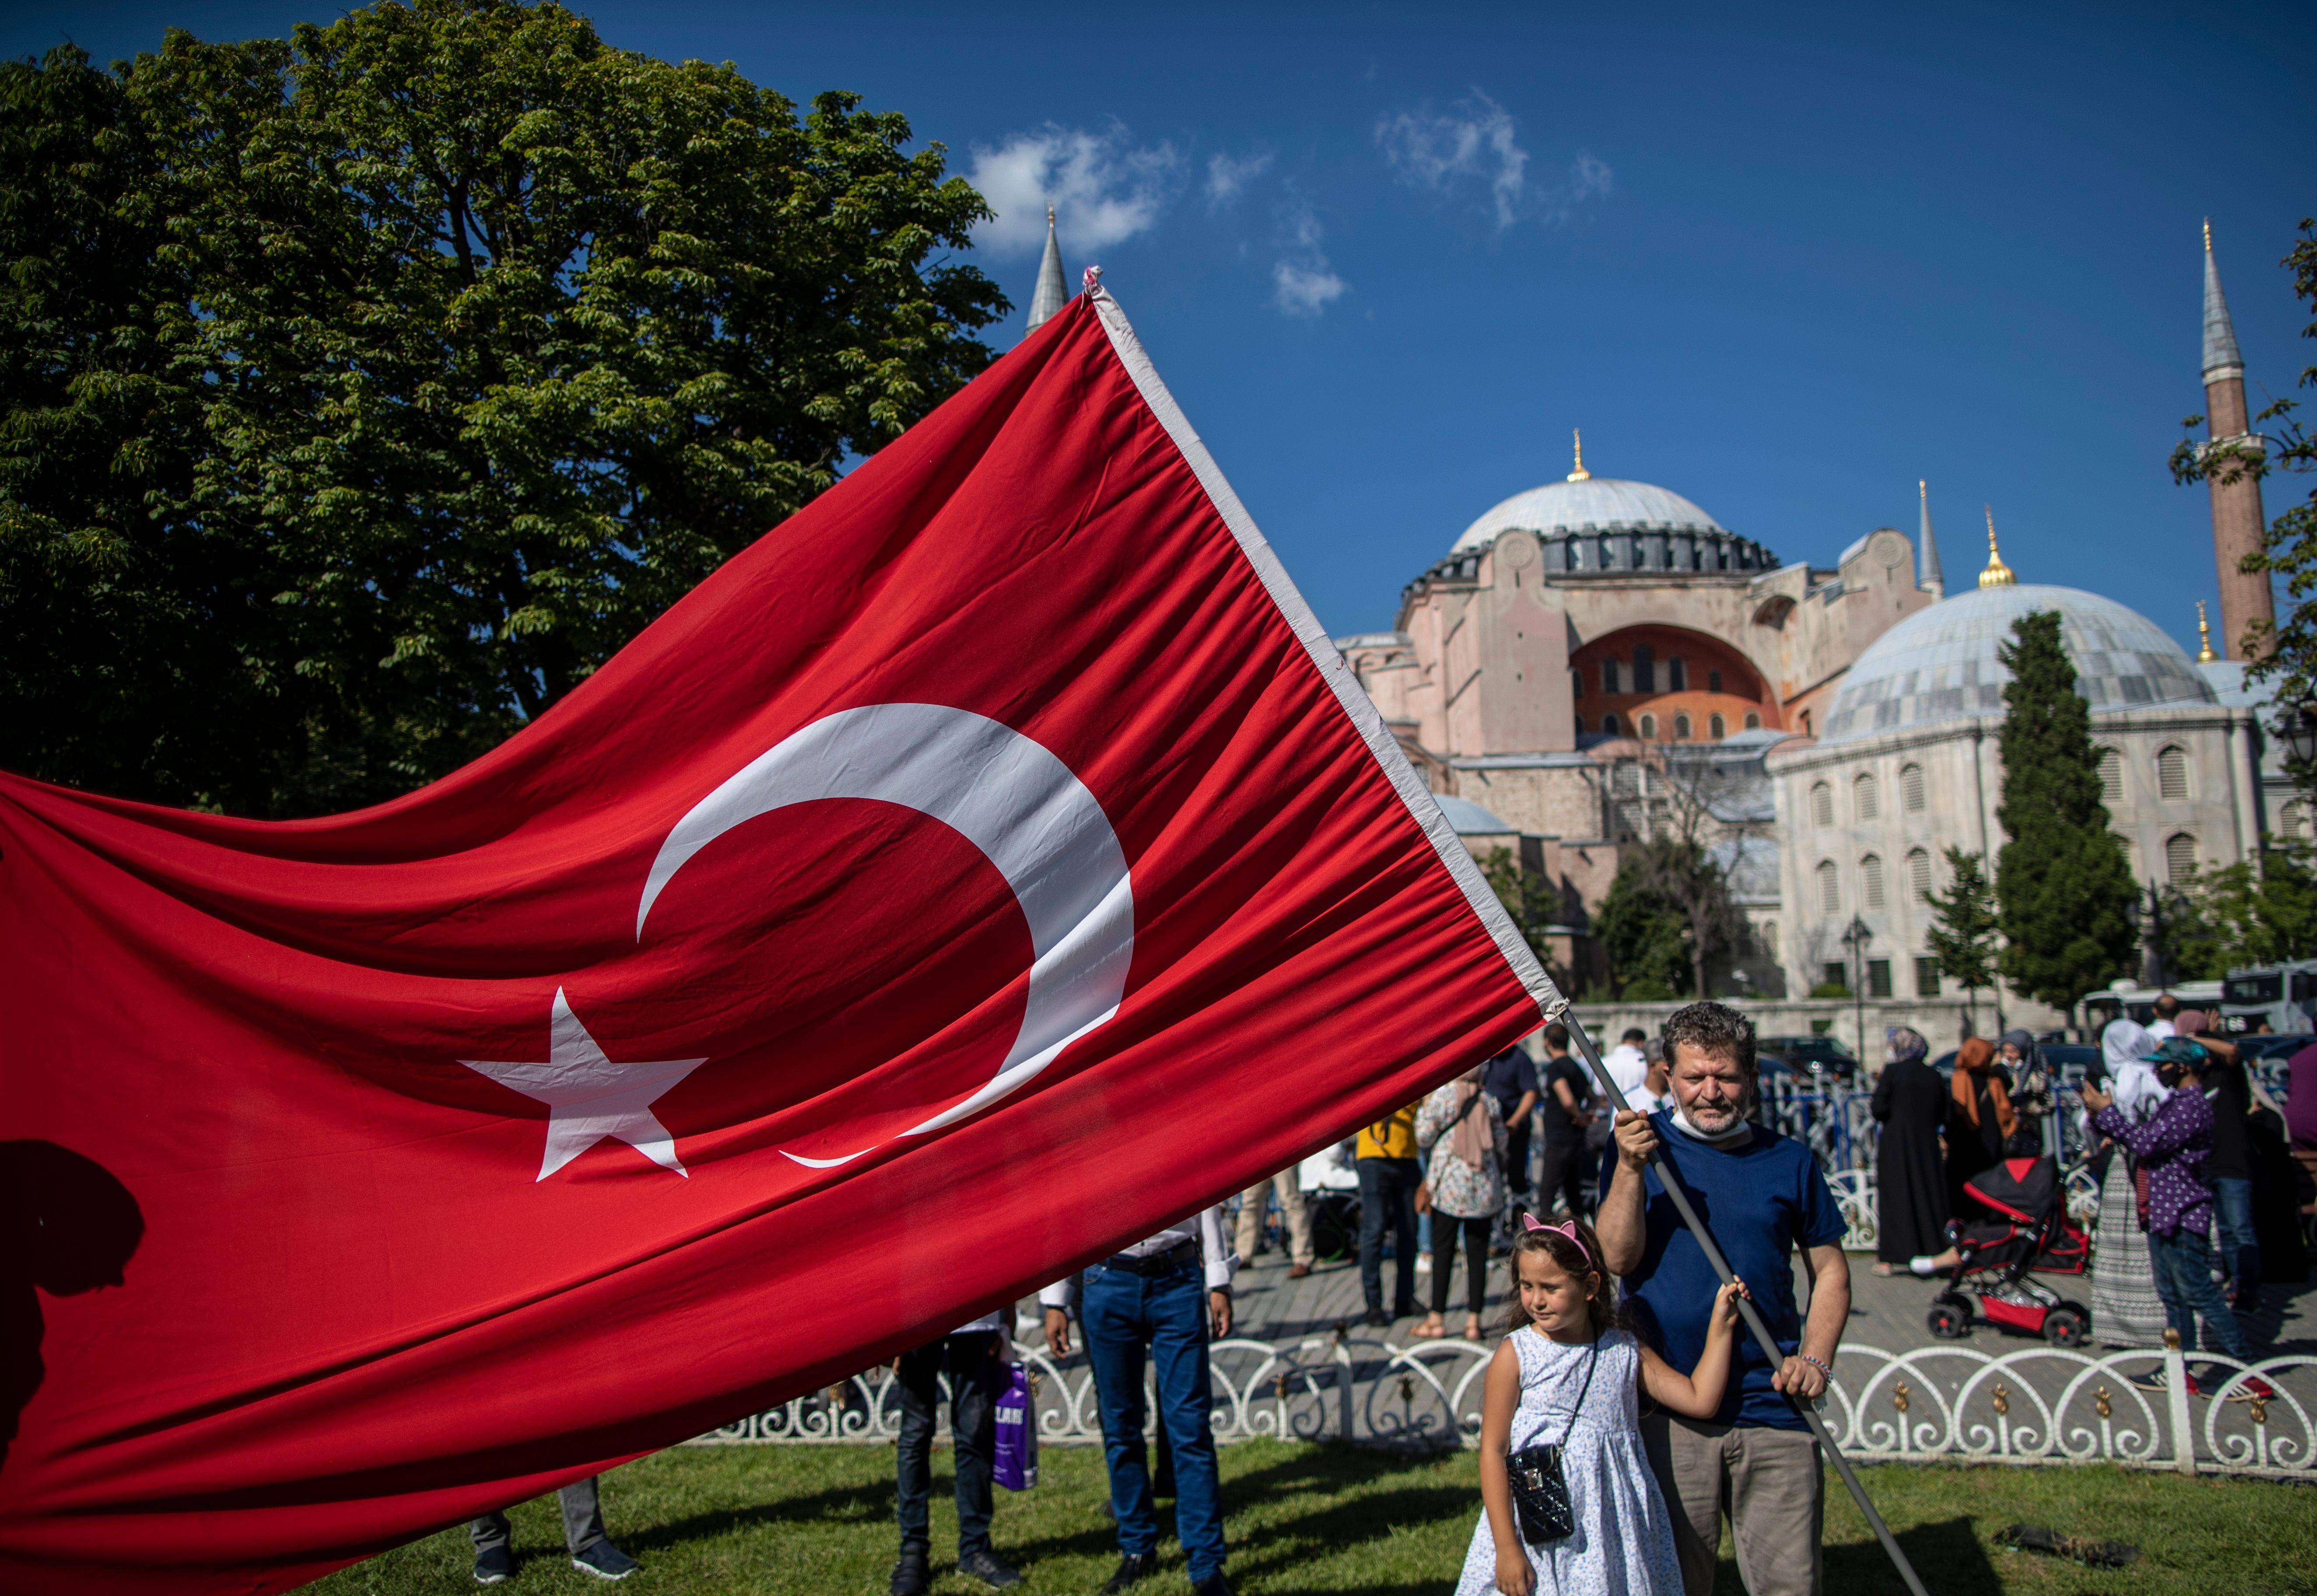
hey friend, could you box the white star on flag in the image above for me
[462,987,710,1181]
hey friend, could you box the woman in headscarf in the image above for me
[2090,1019,2169,1348]
[1946,1037,2016,1217]
[1411,1062,1509,1340]
[1870,1026,1948,1276]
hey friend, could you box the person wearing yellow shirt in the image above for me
[1356,1103,1422,1326]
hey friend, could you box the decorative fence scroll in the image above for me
[692,1333,2316,1481]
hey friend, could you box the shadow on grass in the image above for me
[622,1475,896,1555]
[1715,1513,1998,1596]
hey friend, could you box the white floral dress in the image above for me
[1453,1328,1684,1596]
[1416,1083,1510,1218]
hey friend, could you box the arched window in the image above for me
[1810,781,1834,828]
[2157,746,2188,801]
[1668,657,1688,690]
[1709,713,1727,739]
[2282,800,2309,840]
[2165,832,2197,884]
[1761,920,1778,959]
[1601,658,1620,694]
[1861,854,1886,909]
[1673,713,1692,740]
[1800,710,1813,737]
[1632,644,1655,693]
[1602,712,1620,736]
[1816,859,1840,913]
[1570,667,1585,700]
[1708,669,1724,694]
[1908,847,1932,901]
[1855,772,1880,821]
[1638,713,1658,741]
[1901,763,1926,813]
[1744,712,1762,731]
[1573,714,1586,735]
[2098,748,2123,806]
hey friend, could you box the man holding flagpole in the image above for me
[1596,1002,1850,1596]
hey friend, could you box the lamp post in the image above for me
[1840,915,1873,1061]
[2278,704,2317,785]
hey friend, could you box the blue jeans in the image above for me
[1081,1260,1225,1583]
[2146,1225,2247,1359]
[1357,1156,1421,1315]
[2209,1177,2260,1299]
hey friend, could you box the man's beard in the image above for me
[1683,1094,1747,1133]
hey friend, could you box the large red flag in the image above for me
[0,287,1549,1592]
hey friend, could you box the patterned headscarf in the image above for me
[1884,1026,1929,1066]
[1952,1036,2018,1138]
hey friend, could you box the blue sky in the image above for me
[14,1,2315,651]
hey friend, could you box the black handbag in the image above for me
[1504,1333,1600,1546]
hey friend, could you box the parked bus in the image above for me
[2217,960,2317,1036]
[2080,977,2222,1034]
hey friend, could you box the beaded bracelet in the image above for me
[1798,1354,1834,1381]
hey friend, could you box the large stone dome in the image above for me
[1452,476,1725,553]
[1820,582,2214,745]
[1444,475,1776,576]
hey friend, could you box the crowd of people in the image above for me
[466,994,2310,1596]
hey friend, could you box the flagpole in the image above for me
[1547,1000,1931,1596]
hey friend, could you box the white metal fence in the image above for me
[692,1331,2315,1481]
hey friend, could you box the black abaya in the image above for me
[1872,1058,1948,1264]
[1945,1074,2007,1218]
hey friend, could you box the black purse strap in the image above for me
[1530,1330,1601,1450]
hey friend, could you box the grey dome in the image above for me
[1452,476,1725,554]
[1435,794,1514,833]
[1820,583,2214,745]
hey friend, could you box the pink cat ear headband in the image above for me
[1521,1212,1594,1270]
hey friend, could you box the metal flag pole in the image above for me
[1544,997,1932,1596]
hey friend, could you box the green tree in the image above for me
[1478,846,1584,997]
[1592,835,1744,1001]
[2172,218,2317,782]
[1992,611,2139,1013]
[2168,844,2317,975]
[0,4,1007,815]
[1925,846,2001,1020]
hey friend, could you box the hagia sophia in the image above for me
[1023,215,2289,1021]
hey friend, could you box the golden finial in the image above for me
[1567,428,1591,482]
[1978,504,2015,588]
[2197,600,2218,662]
[1047,203,1056,226]
[2203,217,2212,253]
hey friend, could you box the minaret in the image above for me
[1918,479,1945,598]
[2201,220,2272,658]
[1979,505,2015,588]
[1025,206,1068,336]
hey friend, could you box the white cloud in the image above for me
[1375,91,1533,228]
[1271,201,1348,317]
[1273,260,1349,316]
[1568,150,1613,203]
[1205,150,1274,208]
[967,124,1181,258]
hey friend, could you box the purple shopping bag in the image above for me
[993,1362,1038,1491]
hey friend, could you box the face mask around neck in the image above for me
[1670,1107,1751,1146]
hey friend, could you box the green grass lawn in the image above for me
[307,1441,2317,1596]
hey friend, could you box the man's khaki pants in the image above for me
[1234,1166,1313,1267]
[1642,1410,1823,1596]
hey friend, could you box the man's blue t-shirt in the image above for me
[1597,1112,1845,1431]
[1481,1046,1539,1116]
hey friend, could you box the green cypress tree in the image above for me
[1993,610,2138,1012]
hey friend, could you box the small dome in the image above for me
[1436,794,1515,833]
[1820,583,2214,745]
[1451,477,1728,554]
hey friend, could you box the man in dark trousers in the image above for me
[1481,1038,1541,1228]
[470,1477,640,1584]
[1536,1022,1595,1218]
[1043,1211,1237,1596]
[890,1309,1022,1594]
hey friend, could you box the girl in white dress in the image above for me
[1457,1214,1746,1596]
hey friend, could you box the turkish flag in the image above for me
[0,288,1549,1592]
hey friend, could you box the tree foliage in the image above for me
[2160,844,2317,978]
[1925,846,2000,1005]
[1993,611,2138,1011]
[2173,217,2317,784]
[0,2,1007,815]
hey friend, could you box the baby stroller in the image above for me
[1927,1155,2093,1346]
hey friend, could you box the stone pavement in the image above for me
[1223,1231,2317,1359]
